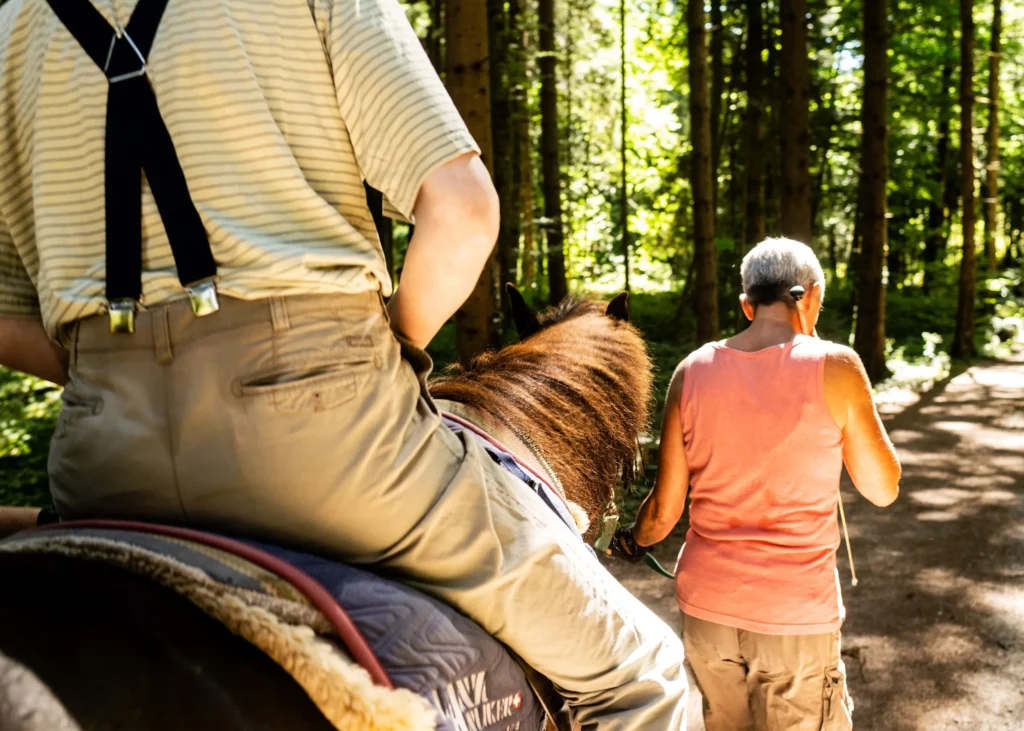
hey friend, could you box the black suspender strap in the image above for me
[45,0,218,333]
[363,182,386,236]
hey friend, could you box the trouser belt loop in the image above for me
[270,298,290,333]
[153,306,173,365]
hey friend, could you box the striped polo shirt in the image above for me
[0,0,479,337]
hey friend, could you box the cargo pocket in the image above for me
[52,382,104,441]
[821,663,854,730]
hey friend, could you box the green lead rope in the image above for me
[642,552,676,579]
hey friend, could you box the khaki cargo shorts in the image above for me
[682,613,853,731]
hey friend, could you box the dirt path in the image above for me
[606,358,1024,730]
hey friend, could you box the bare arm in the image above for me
[0,318,68,386]
[385,153,499,349]
[0,507,41,539]
[634,365,691,547]
[824,346,901,507]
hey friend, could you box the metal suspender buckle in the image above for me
[186,279,220,318]
[104,27,147,84]
[108,299,137,334]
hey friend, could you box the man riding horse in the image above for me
[0,0,688,728]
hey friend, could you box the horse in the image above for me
[0,287,654,730]
[431,285,653,540]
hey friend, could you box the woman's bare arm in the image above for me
[824,345,901,507]
[634,365,691,547]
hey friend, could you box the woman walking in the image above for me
[612,238,901,730]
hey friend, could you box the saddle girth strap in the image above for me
[44,0,218,330]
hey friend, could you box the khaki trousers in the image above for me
[48,292,687,730]
[681,614,852,731]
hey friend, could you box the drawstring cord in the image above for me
[837,487,858,587]
[791,285,858,589]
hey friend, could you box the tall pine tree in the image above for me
[688,0,719,343]
[779,0,812,243]
[953,0,977,358]
[447,0,498,362]
[854,0,890,381]
[539,0,568,304]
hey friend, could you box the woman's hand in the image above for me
[606,524,649,563]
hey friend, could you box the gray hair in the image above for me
[740,237,826,307]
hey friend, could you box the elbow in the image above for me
[637,498,681,546]
[873,483,899,507]
[459,162,500,248]
[872,467,902,507]
[422,153,499,255]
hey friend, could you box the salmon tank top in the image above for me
[674,335,845,635]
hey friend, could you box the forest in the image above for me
[2,0,1024,507]
[383,0,1024,382]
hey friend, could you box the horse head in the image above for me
[429,285,654,540]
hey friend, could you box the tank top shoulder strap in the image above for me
[677,342,718,416]
[790,335,835,415]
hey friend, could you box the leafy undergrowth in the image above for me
[0,369,61,507]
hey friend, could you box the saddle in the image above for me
[0,520,560,731]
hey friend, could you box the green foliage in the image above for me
[0,369,60,507]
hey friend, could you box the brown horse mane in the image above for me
[429,296,653,539]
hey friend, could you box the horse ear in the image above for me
[506,284,541,340]
[606,291,630,322]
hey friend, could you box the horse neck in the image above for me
[433,398,565,498]
[429,314,650,537]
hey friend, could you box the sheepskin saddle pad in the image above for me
[0,521,547,731]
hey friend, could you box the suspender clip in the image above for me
[187,279,220,318]
[104,28,147,84]
[108,299,137,334]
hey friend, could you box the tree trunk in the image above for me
[853,0,889,381]
[513,0,536,292]
[983,0,1000,272]
[923,55,954,291]
[944,154,962,252]
[564,0,575,263]
[620,0,630,291]
[764,20,781,235]
[810,75,836,237]
[723,45,745,244]
[539,0,567,304]
[519,118,537,291]
[710,0,725,222]
[688,0,719,344]
[447,0,497,363]
[489,0,521,323]
[778,0,813,243]
[743,0,766,255]
[827,226,838,276]
[952,0,977,359]
[429,0,444,71]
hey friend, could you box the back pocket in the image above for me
[233,362,363,413]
